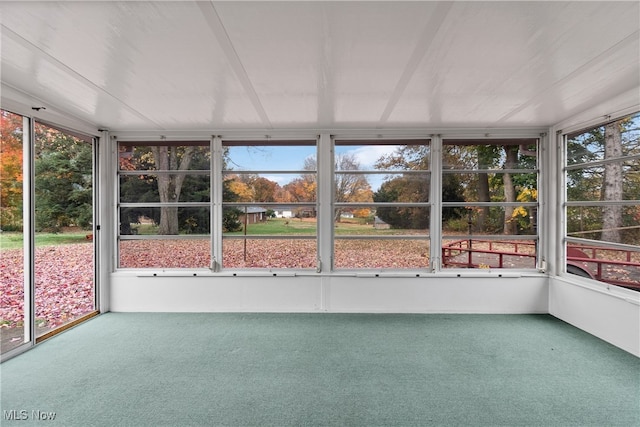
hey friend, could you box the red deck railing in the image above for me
[442,239,640,291]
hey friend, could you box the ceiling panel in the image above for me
[1,1,638,132]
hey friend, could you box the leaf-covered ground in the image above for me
[1,244,94,329]
[119,239,430,269]
[3,238,638,335]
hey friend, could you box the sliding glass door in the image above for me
[33,122,97,340]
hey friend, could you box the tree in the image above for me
[282,177,316,203]
[374,143,464,229]
[476,145,501,231]
[374,178,426,228]
[0,110,24,231]
[333,153,372,221]
[502,145,519,234]
[119,143,211,235]
[602,119,624,242]
[566,113,640,244]
[33,124,93,232]
[250,176,278,202]
[228,174,279,203]
[150,145,195,235]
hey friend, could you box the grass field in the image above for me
[0,231,91,250]
[225,217,424,236]
[130,217,419,236]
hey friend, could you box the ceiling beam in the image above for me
[197,1,272,129]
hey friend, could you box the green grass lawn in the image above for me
[1,219,421,250]
[0,231,91,250]
[225,218,420,236]
[226,218,318,235]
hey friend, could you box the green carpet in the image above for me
[1,313,638,426]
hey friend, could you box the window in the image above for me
[117,140,211,268]
[221,140,317,269]
[441,139,539,269]
[333,139,431,270]
[564,112,640,291]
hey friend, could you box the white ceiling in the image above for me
[1,1,638,132]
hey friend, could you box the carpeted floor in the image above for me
[1,313,638,426]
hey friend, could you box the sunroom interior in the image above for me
[1,0,639,363]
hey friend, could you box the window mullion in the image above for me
[212,136,223,271]
[430,135,442,272]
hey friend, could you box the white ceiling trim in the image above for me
[377,1,453,125]
[197,1,272,128]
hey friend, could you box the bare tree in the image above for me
[302,154,372,221]
[333,153,372,221]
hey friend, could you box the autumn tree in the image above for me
[227,174,279,203]
[282,156,317,208]
[0,110,24,230]
[374,144,464,229]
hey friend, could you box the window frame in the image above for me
[219,138,319,271]
[332,138,432,271]
[116,138,213,269]
[439,137,541,271]
[562,112,640,291]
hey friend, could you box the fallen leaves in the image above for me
[6,238,635,332]
[1,243,94,329]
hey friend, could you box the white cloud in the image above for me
[340,145,398,169]
[263,175,290,185]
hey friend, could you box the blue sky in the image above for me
[226,144,399,191]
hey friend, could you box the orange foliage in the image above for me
[1,111,24,227]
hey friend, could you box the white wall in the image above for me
[110,273,548,314]
[549,277,640,357]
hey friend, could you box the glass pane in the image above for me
[334,239,430,269]
[119,142,210,171]
[224,143,316,172]
[222,239,316,269]
[334,142,430,172]
[566,113,640,165]
[332,172,430,204]
[34,122,95,337]
[567,162,639,202]
[120,207,210,235]
[442,206,538,235]
[223,173,316,203]
[443,172,537,203]
[442,141,537,170]
[442,239,537,269]
[223,206,316,236]
[567,206,640,246]
[0,110,28,354]
[335,207,430,234]
[120,173,210,203]
[567,244,640,291]
[119,239,211,268]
